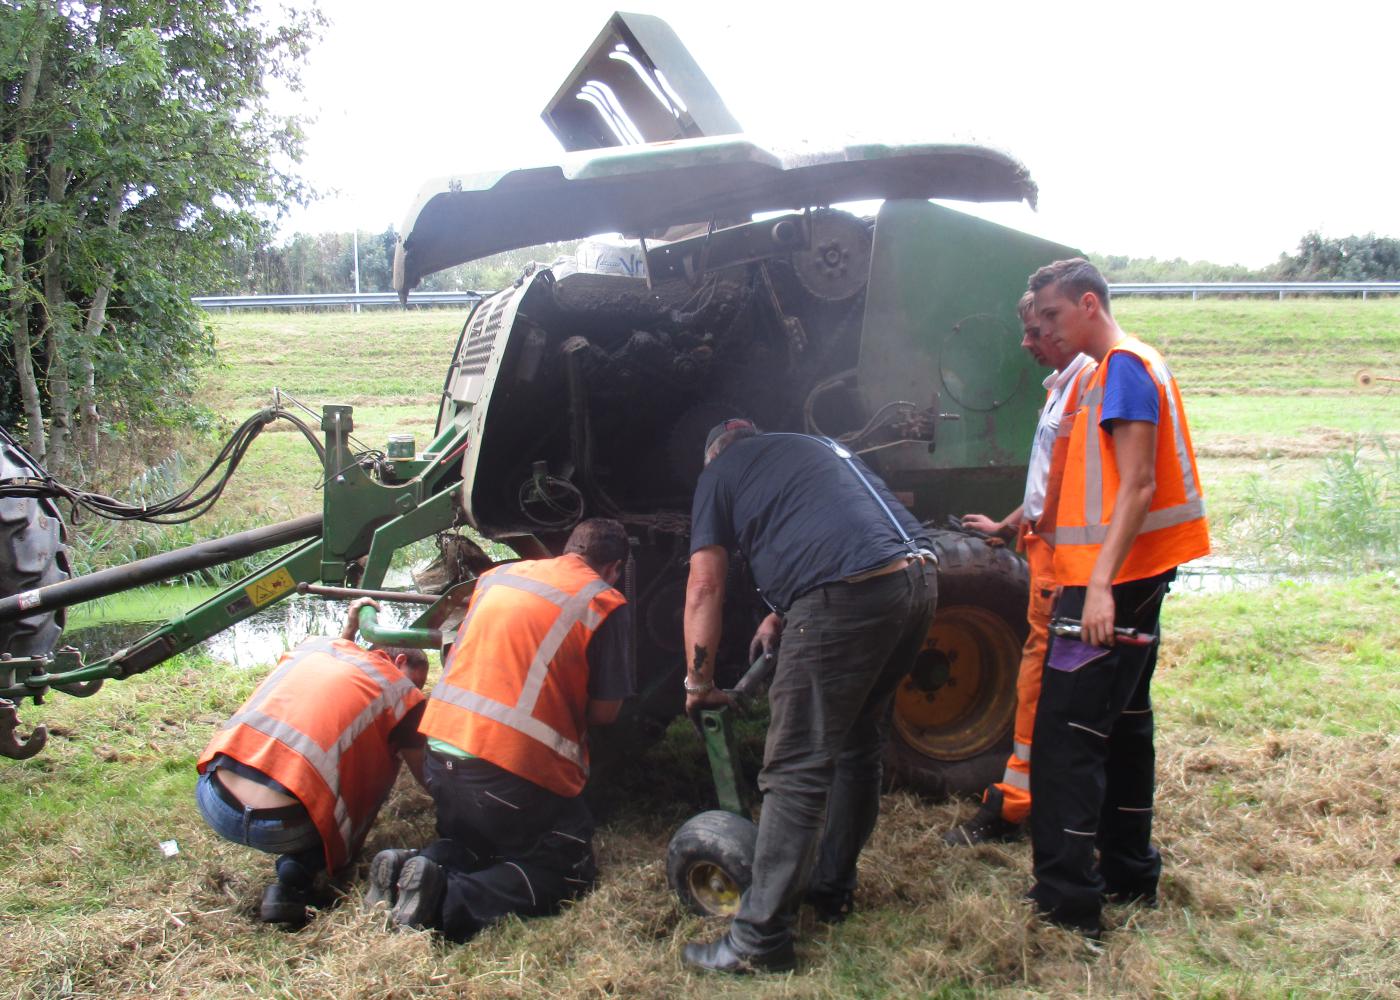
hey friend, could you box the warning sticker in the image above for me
[245,568,296,608]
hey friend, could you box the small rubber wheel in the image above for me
[666,810,758,917]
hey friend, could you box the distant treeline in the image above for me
[213,230,1400,298]
[213,230,582,297]
[1094,232,1400,284]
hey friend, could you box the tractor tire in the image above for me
[886,529,1029,799]
[0,429,70,658]
[667,809,758,918]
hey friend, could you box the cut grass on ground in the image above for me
[3,577,1396,999]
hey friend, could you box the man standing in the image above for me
[196,598,429,925]
[1026,258,1209,937]
[945,292,1095,845]
[680,420,936,974]
[377,519,634,941]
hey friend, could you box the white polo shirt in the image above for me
[1022,353,1093,522]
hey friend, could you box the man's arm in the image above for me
[962,504,1023,544]
[399,747,428,790]
[1081,420,1156,645]
[682,545,733,714]
[340,597,380,641]
[587,699,623,726]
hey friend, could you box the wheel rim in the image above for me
[892,604,1020,760]
[685,861,744,916]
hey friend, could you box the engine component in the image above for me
[790,210,871,302]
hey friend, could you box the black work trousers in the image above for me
[423,753,597,943]
[1028,570,1173,932]
[730,560,936,954]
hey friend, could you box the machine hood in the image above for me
[393,136,1037,298]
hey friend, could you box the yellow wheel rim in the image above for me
[892,605,1020,760]
[686,861,744,916]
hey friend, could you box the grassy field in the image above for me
[3,298,1399,998]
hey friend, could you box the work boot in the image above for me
[259,882,309,926]
[364,848,419,910]
[805,887,855,924]
[392,856,447,931]
[943,786,1022,846]
[682,932,796,975]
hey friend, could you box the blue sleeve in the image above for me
[587,605,636,700]
[1100,353,1159,428]
[689,466,734,553]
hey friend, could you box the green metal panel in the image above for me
[856,200,1080,521]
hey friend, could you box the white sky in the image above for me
[277,0,1398,268]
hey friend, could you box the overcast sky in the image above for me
[277,0,1397,268]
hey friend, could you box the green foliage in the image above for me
[1215,440,1400,573]
[0,0,323,463]
[1091,253,1260,283]
[1274,231,1400,281]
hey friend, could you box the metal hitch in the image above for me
[0,698,46,760]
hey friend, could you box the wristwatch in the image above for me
[683,675,715,695]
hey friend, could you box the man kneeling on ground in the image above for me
[196,598,430,924]
[368,518,634,940]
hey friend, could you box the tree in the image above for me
[1273,232,1400,281]
[0,0,322,468]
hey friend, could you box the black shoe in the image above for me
[365,848,418,910]
[1103,884,1158,908]
[259,882,309,926]
[1024,888,1102,941]
[682,933,796,975]
[943,787,1022,846]
[392,856,447,930]
[806,887,855,924]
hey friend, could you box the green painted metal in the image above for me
[856,200,1082,522]
[355,605,442,650]
[700,707,750,817]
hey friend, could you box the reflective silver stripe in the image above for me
[506,861,537,907]
[233,712,353,846]
[1054,498,1206,546]
[1149,356,1203,507]
[1001,767,1030,791]
[516,578,611,714]
[1121,707,1152,715]
[1064,828,1096,837]
[1014,741,1032,762]
[1117,805,1153,813]
[1081,385,1104,528]
[1067,721,1109,739]
[430,683,585,769]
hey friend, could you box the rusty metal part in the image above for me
[757,262,807,356]
[1356,369,1399,388]
[0,697,46,759]
[791,210,871,302]
[295,583,438,605]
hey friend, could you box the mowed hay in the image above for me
[7,718,1397,998]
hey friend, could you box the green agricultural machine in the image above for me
[1,12,1076,913]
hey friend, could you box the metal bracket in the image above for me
[0,697,46,759]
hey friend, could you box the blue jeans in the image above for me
[195,768,324,888]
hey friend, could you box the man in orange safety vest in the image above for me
[196,598,430,925]
[1024,258,1209,939]
[944,290,1095,846]
[372,518,634,941]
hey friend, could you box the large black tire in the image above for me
[667,810,758,917]
[886,529,1029,798]
[0,428,70,658]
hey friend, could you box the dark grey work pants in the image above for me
[1028,570,1174,931]
[729,560,936,954]
[423,753,597,943]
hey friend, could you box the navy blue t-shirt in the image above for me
[1100,352,1159,429]
[689,434,929,613]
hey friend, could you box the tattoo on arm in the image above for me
[691,644,708,677]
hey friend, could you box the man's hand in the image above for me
[1081,582,1116,646]
[962,509,1018,547]
[341,597,381,641]
[748,612,783,664]
[686,686,736,728]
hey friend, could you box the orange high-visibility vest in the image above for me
[1032,360,1097,549]
[198,638,424,870]
[419,553,626,798]
[1053,336,1210,584]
